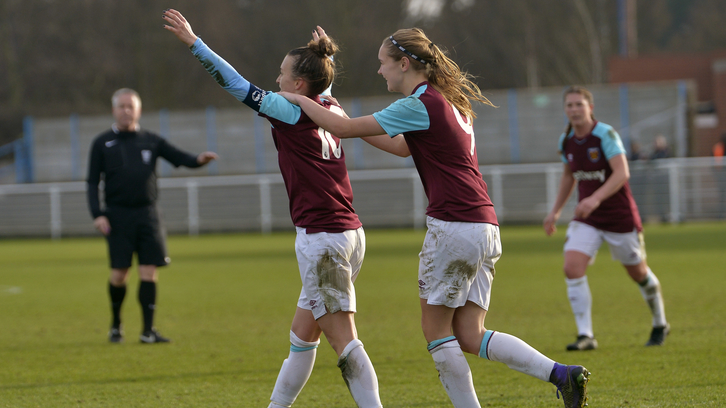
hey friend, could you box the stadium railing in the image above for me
[0,157,723,239]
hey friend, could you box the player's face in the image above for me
[377,44,404,93]
[112,93,141,132]
[276,55,302,94]
[564,93,594,128]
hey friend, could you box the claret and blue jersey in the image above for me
[373,82,498,225]
[190,38,361,233]
[559,121,642,233]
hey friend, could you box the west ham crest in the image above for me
[587,147,600,162]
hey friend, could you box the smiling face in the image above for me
[377,44,404,93]
[564,92,594,129]
[276,54,303,94]
[112,92,141,132]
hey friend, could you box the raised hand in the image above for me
[312,26,328,42]
[162,9,198,47]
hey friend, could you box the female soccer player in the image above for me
[280,28,590,408]
[163,10,387,408]
[543,86,669,350]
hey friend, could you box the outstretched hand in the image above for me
[162,9,198,47]
[197,151,219,165]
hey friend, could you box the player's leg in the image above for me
[418,218,502,408]
[108,268,129,342]
[137,206,171,343]
[105,207,135,343]
[268,307,322,408]
[607,231,669,345]
[451,302,589,407]
[422,301,481,408]
[562,222,602,350]
[294,227,381,408]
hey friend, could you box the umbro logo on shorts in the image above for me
[418,280,426,289]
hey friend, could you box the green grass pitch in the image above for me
[1,222,724,407]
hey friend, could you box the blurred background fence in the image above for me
[1,81,691,183]
[1,157,724,239]
[1,80,718,238]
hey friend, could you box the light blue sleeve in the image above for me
[372,92,430,137]
[190,38,251,102]
[259,93,303,125]
[594,123,626,160]
[190,38,301,125]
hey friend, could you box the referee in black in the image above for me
[87,88,218,344]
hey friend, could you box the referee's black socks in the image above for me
[138,281,157,333]
[108,282,127,329]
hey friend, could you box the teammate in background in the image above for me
[163,9,391,408]
[87,88,218,344]
[280,28,589,408]
[543,86,670,351]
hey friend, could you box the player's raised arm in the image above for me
[162,9,197,47]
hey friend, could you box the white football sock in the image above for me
[479,330,555,382]
[638,267,667,327]
[566,276,594,338]
[429,337,481,408]
[268,331,320,408]
[337,339,382,408]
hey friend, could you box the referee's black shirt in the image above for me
[86,127,202,219]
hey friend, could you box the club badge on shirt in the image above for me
[587,147,601,163]
[141,150,152,165]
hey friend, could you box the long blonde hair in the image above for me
[383,28,494,119]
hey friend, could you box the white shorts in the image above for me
[564,221,646,266]
[418,217,502,310]
[295,227,365,320]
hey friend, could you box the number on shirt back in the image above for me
[317,105,345,160]
[452,104,475,155]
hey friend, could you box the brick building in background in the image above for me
[609,51,726,156]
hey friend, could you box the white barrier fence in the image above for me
[1,158,724,239]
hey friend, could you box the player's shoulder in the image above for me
[591,122,619,141]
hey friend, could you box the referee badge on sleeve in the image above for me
[141,150,152,165]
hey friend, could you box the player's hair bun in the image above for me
[307,36,339,59]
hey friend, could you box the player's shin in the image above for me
[337,339,382,408]
[429,337,481,408]
[566,276,594,337]
[479,330,554,381]
[638,267,667,327]
[268,331,319,408]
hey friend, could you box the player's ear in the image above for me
[294,78,305,92]
[400,57,410,72]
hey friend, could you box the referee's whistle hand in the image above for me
[94,216,111,236]
[197,151,219,165]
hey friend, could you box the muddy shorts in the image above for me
[295,227,365,320]
[418,217,501,310]
[564,221,646,266]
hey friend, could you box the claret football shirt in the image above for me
[559,122,642,233]
[373,82,498,225]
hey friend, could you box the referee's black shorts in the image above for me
[105,205,170,269]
